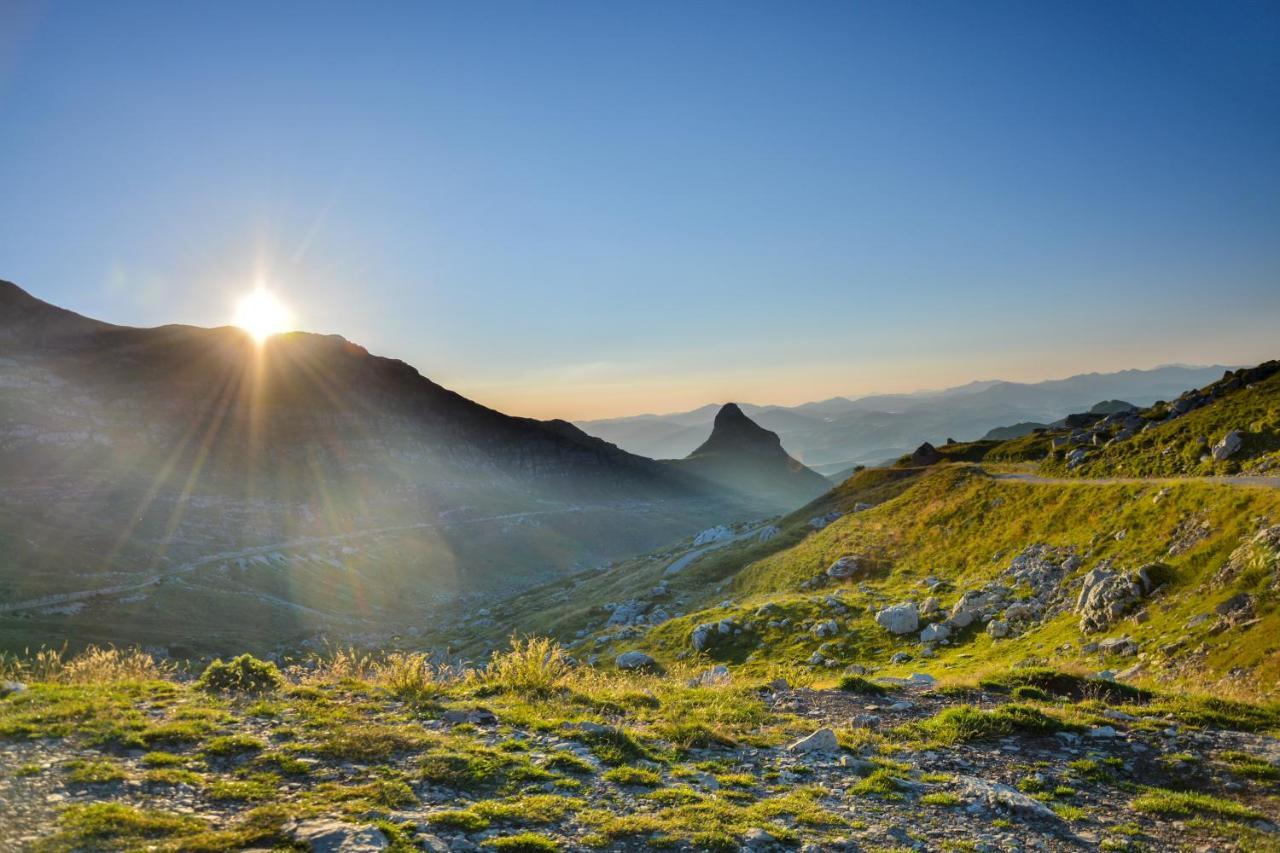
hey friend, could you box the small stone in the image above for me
[614,651,657,671]
[787,728,841,754]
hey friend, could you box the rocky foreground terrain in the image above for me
[1,644,1278,852]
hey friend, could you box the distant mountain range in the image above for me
[578,365,1234,472]
[0,281,822,653]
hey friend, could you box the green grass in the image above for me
[909,703,1077,744]
[42,803,206,850]
[483,833,561,852]
[837,674,889,695]
[602,766,661,786]
[1130,788,1262,821]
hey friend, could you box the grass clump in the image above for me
[1130,788,1262,821]
[920,791,962,806]
[977,668,1150,704]
[195,655,283,694]
[202,734,266,756]
[542,751,595,774]
[65,758,127,784]
[1,645,171,685]
[602,766,661,786]
[911,703,1076,744]
[483,832,561,852]
[837,674,888,695]
[1218,750,1279,780]
[47,802,205,848]
[479,637,572,695]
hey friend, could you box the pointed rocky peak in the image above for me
[689,403,783,457]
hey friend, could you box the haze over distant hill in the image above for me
[578,365,1233,471]
[0,281,804,653]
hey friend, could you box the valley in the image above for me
[2,287,1278,851]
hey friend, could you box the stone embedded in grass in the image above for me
[787,728,840,754]
[919,622,950,643]
[955,775,1062,821]
[287,819,391,852]
[614,651,657,671]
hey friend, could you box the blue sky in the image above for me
[1,1,1277,418]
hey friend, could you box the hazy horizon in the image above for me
[3,1,1278,419]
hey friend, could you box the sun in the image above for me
[232,287,293,343]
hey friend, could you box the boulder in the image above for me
[812,619,839,638]
[986,619,1010,639]
[808,511,842,530]
[1211,430,1243,461]
[614,651,658,671]
[693,525,734,546]
[910,442,942,466]
[288,820,390,853]
[1075,567,1142,633]
[691,622,717,652]
[919,623,950,644]
[756,525,781,542]
[826,556,862,579]
[1098,636,1139,656]
[875,602,919,635]
[0,681,27,699]
[787,728,840,754]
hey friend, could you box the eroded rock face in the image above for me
[1076,567,1142,633]
[876,602,919,635]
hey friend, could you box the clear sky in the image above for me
[1,1,1277,420]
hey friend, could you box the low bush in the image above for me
[195,655,283,694]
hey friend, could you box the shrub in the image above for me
[837,674,888,695]
[196,655,283,694]
[479,637,572,695]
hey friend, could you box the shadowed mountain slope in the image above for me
[666,403,831,510]
[0,281,761,652]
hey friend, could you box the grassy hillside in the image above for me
[593,466,1280,697]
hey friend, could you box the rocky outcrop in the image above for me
[1076,566,1142,633]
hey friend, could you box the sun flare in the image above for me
[232,287,293,343]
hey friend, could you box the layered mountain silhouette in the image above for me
[0,281,810,652]
[579,365,1233,469]
[667,403,829,508]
